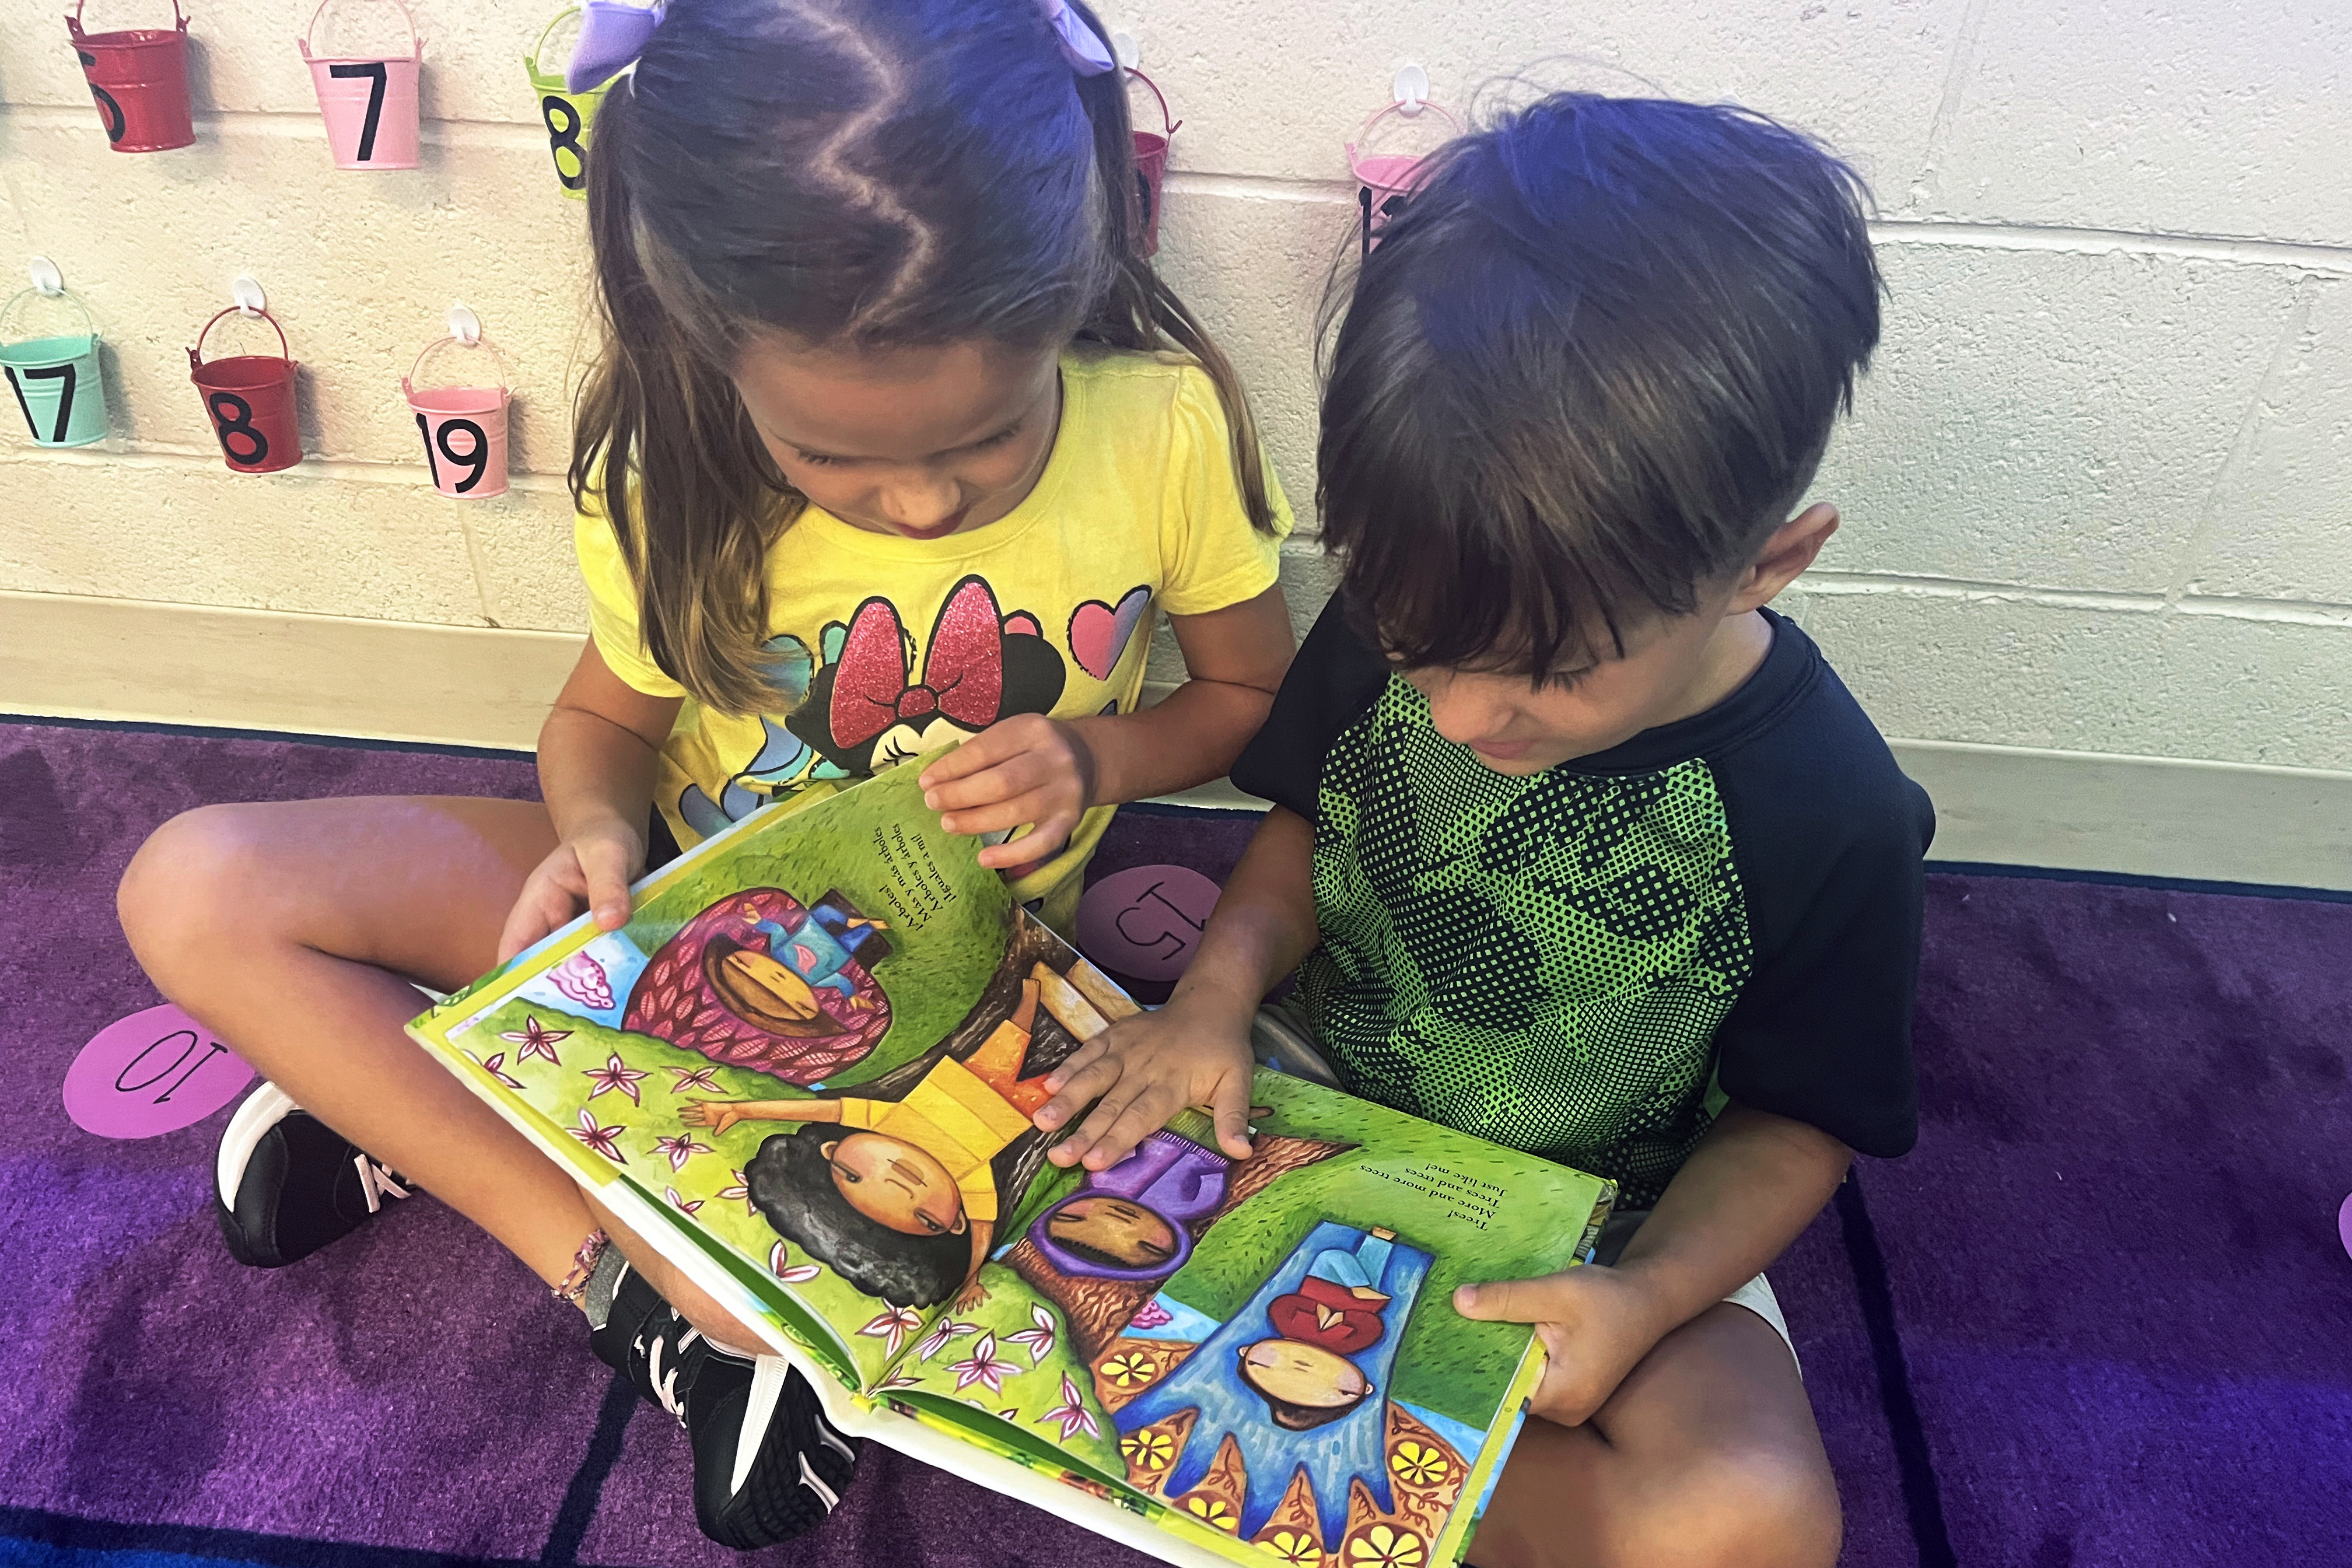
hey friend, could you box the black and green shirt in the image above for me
[1233,600,1933,1206]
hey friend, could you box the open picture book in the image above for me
[408,764,1617,1568]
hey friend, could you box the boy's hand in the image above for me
[1034,993,1258,1170]
[497,816,645,963]
[679,1100,742,1135]
[1452,1266,1675,1428]
[920,715,1097,872]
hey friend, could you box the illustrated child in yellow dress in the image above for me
[684,980,1054,1308]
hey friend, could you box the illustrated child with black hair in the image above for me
[1039,94,1933,1568]
[120,0,1295,1551]
[684,980,1052,1308]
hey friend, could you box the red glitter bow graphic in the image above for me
[830,577,1006,749]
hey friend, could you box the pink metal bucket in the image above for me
[66,0,195,153]
[299,0,422,170]
[1126,69,1180,258]
[1346,100,1462,256]
[403,332,510,499]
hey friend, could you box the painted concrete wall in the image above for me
[3,1,2348,789]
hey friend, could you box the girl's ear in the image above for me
[951,1212,970,1235]
[821,1139,840,1160]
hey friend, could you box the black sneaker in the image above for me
[592,1261,862,1548]
[214,1083,414,1268]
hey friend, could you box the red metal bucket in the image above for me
[66,0,195,153]
[187,307,300,474]
[1126,69,1179,258]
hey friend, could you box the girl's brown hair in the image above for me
[569,0,1273,716]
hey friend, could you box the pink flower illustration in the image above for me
[1007,1304,1058,1365]
[717,1168,755,1214]
[914,1318,980,1363]
[768,1241,821,1284]
[669,1065,721,1094]
[583,1052,650,1104]
[948,1332,1020,1396]
[1125,1298,1174,1331]
[666,1186,705,1216]
[570,1108,624,1162]
[464,1051,523,1090]
[500,1015,571,1066]
[858,1306,925,1359]
[653,1133,711,1172]
[551,950,615,1011]
[1038,1373,1098,1441]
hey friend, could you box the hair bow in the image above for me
[830,580,1007,750]
[1035,0,1115,76]
[566,0,662,93]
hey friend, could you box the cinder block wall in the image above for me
[4,2,2349,879]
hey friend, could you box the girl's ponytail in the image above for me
[1065,6,1279,537]
[569,80,799,716]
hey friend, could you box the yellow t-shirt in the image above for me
[577,348,1293,908]
[831,1055,1038,1224]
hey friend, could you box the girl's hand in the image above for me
[1034,992,1258,1171]
[1451,1265,1675,1427]
[496,816,645,963]
[919,715,1097,871]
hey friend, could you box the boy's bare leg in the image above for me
[1468,1301,1839,1568]
[118,796,762,1345]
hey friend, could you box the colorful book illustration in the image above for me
[408,765,1617,1568]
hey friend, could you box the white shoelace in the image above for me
[353,1155,410,1214]
[639,1324,705,1425]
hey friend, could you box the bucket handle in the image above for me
[189,306,291,370]
[300,0,422,62]
[70,0,190,37]
[526,5,582,76]
[1125,68,1180,139]
[404,332,512,398]
[0,286,97,349]
[1344,97,1465,168]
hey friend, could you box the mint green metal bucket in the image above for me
[1,288,107,447]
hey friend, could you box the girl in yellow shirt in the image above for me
[119,0,1294,1549]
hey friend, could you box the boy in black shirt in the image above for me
[1036,94,1930,1568]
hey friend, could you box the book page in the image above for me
[867,1068,1616,1568]
[409,764,1089,1391]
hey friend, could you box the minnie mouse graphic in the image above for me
[789,575,1068,774]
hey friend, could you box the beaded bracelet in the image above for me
[553,1228,611,1308]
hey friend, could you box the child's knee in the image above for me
[118,804,271,967]
[1635,1444,1840,1568]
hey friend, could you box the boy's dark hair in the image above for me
[572,0,1275,716]
[1317,93,1883,676]
[746,1126,967,1307]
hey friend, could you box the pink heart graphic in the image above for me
[1069,586,1153,682]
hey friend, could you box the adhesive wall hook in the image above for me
[1110,29,1139,70]
[28,256,65,298]
[231,273,267,317]
[446,301,481,345]
[1392,62,1429,116]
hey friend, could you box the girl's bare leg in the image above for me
[118,796,760,1342]
[1467,1302,1840,1568]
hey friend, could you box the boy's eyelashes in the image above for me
[790,421,1024,469]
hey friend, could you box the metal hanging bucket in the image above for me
[524,6,607,201]
[299,0,423,171]
[1,287,108,449]
[66,0,195,153]
[1345,100,1462,256]
[188,306,300,474]
[402,331,511,499]
[1126,69,1180,258]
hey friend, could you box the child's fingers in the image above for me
[576,838,637,929]
[924,752,1048,814]
[496,877,573,964]
[916,724,1023,787]
[940,785,1065,840]
[1040,1038,1110,1097]
[1074,1082,1175,1171]
[976,812,1077,869]
[1452,1275,1555,1323]
[1208,1074,1256,1160]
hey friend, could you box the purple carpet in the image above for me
[2,716,2347,1567]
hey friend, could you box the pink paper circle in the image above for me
[64,1004,256,1139]
[1075,864,1223,982]
[2340,1192,2352,1263]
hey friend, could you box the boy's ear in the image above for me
[1729,503,1839,613]
[821,1139,840,1160]
[951,1213,969,1235]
